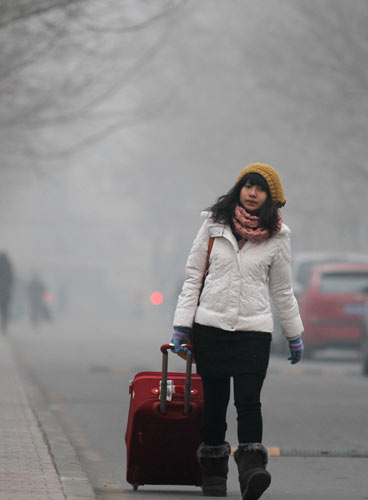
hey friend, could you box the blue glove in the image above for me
[288,337,304,364]
[171,326,191,354]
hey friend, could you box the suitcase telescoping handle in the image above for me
[159,344,193,416]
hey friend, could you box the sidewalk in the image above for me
[0,335,96,500]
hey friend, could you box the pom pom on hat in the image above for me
[235,162,286,207]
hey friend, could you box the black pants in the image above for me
[201,372,266,446]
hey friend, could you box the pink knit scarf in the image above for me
[232,205,282,243]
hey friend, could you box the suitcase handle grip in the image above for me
[160,343,194,354]
[159,344,193,415]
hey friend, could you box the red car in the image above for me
[298,263,368,357]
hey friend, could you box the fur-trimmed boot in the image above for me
[234,443,271,500]
[197,442,231,497]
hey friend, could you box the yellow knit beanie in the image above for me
[235,162,286,207]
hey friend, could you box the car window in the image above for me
[319,272,368,294]
[297,260,331,287]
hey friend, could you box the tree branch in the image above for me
[72,0,189,34]
[0,0,85,27]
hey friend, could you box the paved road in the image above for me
[9,318,368,500]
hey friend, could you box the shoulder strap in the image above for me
[203,237,214,277]
[198,237,214,303]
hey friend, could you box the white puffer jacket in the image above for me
[173,213,303,340]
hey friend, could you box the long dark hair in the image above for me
[207,172,280,236]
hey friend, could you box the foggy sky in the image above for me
[1,0,368,325]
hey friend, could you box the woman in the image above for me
[171,163,304,500]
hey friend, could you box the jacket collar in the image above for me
[206,219,239,252]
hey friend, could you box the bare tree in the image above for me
[238,1,368,171]
[288,1,368,248]
[0,0,188,164]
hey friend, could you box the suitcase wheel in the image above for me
[133,483,139,491]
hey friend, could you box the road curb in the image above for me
[231,446,368,458]
[267,448,368,458]
[10,339,98,500]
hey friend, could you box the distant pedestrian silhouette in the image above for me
[27,274,52,327]
[0,252,14,334]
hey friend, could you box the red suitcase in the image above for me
[125,344,203,490]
